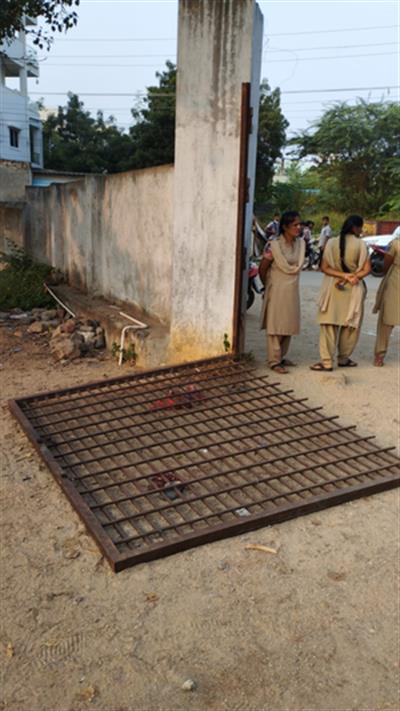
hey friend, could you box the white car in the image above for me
[362,225,400,252]
[362,225,400,276]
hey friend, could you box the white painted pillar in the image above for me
[169,0,263,363]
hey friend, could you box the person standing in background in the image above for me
[318,216,332,263]
[373,236,400,366]
[265,212,280,239]
[311,215,370,371]
[259,211,305,374]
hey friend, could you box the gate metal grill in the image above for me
[9,357,400,571]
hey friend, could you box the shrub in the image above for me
[0,242,54,311]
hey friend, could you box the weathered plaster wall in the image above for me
[169,0,263,362]
[0,160,31,201]
[0,203,25,250]
[96,166,173,321]
[24,165,174,323]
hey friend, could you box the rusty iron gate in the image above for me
[9,357,400,572]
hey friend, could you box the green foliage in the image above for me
[264,164,345,231]
[129,61,176,168]
[43,94,134,173]
[111,341,137,364]
[223,333,231,353]
[0,1,80,48]
[42,67,289,191]
[290,101,400,216]
[270,163,318,214]
[255,81,289,205]
[42,63,177,173]
[0,243,54,310]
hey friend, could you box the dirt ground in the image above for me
[1,272,399,711]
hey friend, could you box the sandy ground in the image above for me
[0,272,399,711]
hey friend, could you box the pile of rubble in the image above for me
[0,308,106,361]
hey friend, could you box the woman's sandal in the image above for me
[310,362,333,372]
[271,364,289,374]
[281,358,297,367]
[374,355,384,367]
[338,359,358,368]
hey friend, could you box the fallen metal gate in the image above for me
[9,357,400,572]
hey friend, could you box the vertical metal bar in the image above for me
[232,82,251,355]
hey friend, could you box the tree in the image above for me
[291,101,400,216]
[0,1,80,48]
[42,66,290,191]
[255,80,289,205]
[130,67,289,190]
[129,61,176,168]
[43,93,134,173]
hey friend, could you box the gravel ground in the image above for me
[0,271,399,711]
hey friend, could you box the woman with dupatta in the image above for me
[373,236,400,366]
[259,211,305,374]
[310,214,370,372]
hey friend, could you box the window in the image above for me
[9,127,20,148]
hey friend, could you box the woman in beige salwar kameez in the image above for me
[259,211,305,374]
[373,237,400,366]
[311,215,370,371]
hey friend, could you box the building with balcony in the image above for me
[0,16,43,175]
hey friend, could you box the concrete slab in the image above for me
[46,283,170,369]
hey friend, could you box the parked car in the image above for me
[362,226,400,276]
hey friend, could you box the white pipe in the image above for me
[44,283,76,318]
[118,311,148,329]
[119,324,143,366]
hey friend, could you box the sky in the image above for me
[24,0,399,139]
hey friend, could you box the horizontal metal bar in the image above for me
[30,382,293,438]
[17,354,236,405]
[111,472,400,571]
[51,405,325,458]
[57,413,339,469]
[112,461,400,545]
[25,365,253,422]
[84,431,373,495]
[74,423,356,482]
[44,391,307,447]
[24,364,259,425]
[99,444,397,526]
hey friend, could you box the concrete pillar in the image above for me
[169,0,263,363]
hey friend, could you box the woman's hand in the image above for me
[345,273,359,285]
[263,247,273,261]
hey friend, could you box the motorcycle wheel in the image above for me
[246,288,255,310]
[371,252,384,277]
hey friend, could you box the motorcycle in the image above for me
[247,261,264,309]
[370,245,386,277]
[302,241,320,270]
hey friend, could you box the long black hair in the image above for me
[279,211,300,235]
[339,214,364,272]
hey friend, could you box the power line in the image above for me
[41,51,397,67]
[270,24,396,36]
[265,51,396,63]
[29,85,399,97]
[6,96,397,116]
[42,63,169,67]
[51,24,396,41]
[36,42,398,59]
[54,37,177,42]
[264,41,398,53]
